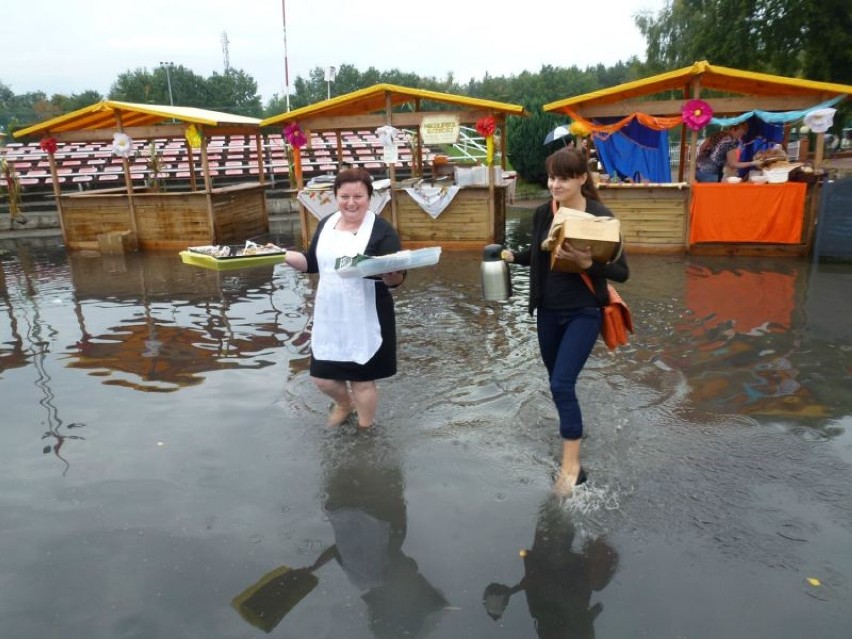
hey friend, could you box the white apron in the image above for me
[311,211,382,365]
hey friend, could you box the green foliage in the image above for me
[0,81,104,133]
[507,109,569,188]
[108,65,263,116]
[636,0,852,85]
[206,69,263,117]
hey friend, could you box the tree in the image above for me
[109,65,264,116]
[636,0,852,85]
[507,106,568,187]
[206,69,263,117]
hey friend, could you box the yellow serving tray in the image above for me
[179,250,287,271]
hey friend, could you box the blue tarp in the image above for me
[593,115,787,181]
[593,119,672,183]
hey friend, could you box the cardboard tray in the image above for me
[549,211,621,272]
[179,250,287,271]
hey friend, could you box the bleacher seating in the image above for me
[1,131,432,197]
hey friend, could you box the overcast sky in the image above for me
[4,0,666,103]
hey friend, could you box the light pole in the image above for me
[159,61,175,106]
[324,66,336,100]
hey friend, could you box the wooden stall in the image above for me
[260,84,525,250]
[544,61,852,256]
[13,101,268,251]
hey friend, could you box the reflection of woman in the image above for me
[503,148,629,494]
[321,437,448,638]
[482,495,618,638]
[282,168,405,429]
[695,122,763,182]
[232,437,448,637]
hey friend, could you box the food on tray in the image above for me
[754,146,789,166]
[188,241,285,259]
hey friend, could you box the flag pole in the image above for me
[281,0,291,111]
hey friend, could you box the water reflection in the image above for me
[62,251,309,392]
[232,434,448,636]
[482,494,618,638]
[661,262,838,419]
[1,244,87,473]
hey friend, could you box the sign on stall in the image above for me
[420,115,460,144]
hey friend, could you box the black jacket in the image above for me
[513,198,629,315]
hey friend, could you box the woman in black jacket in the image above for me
[504,148,628,494]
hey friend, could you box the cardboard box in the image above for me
[98,230,138,255]
[549,210,620,272]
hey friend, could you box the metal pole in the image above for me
[159,61,175,106]
[281,0,290,111]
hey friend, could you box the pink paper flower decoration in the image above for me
[682,99,713,131]
[283,122,307,148]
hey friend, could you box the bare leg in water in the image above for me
[312,377,354,427]
[553,439,583,495]
[350,380,377,428]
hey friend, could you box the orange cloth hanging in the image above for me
[689,183,806,244]
[563,107,683,136]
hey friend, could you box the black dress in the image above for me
[305,214,401,381]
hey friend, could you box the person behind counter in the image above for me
[695,122,764,182]
[502,148,629,495]
[281,168,405,429]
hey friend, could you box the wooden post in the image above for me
[813,132,825,169]
[254,131,268,228]
[499,120,507,169]
[254,132,265,185]
[199,126,217,242]
[684,79,702,251]
[114,111,140,240]
[46,150,67,244]
[187,144,197,191]
[335,130,344,170]
[414,98,422,177]
[486,114,496,244]
[385,92,399,231]
[677,122,688,182]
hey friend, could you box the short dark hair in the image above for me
[334,167,373,197]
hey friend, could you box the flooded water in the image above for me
[2,211,852,638]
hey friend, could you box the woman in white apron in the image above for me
[282,168,405,429]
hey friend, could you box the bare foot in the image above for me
[327,402,354,427]
[552,468,587,496]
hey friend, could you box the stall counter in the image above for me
[689,182,807,244]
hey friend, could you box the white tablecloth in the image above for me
[402,185,461,219]
[297,188,391,220]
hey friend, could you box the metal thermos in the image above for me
[481,244,512,301]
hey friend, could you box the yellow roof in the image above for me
[261,83,526,127]
[14,100,261,138]
[544,61,852,114]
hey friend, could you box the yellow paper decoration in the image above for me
[185,124,202,149]
[485,136,494,166]
[569,120,591,137]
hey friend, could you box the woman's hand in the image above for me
[556,241,593,270]
[381,270,405,287]
[501,249,514,263]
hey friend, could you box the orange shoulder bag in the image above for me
[581,273,634,350]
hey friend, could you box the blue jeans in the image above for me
[695,170,720,183]
[536,307,602,440]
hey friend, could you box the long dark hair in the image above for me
[545,147,600,202]
[698,122,748,156]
